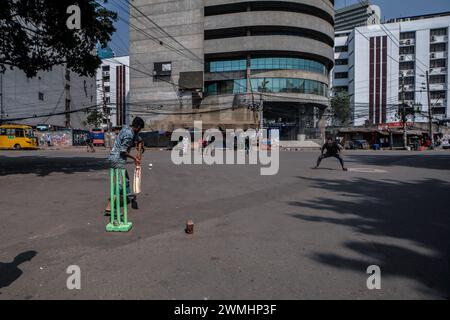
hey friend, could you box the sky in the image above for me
[335,0,450,19]
[107,0,450,56]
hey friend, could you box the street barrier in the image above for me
[106,168,133,232]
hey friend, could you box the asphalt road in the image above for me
[0,148,449,300]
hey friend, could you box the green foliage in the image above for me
[330,92,351,127]
[85,109,105,128]
[0,0,117,78]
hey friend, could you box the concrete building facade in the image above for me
[335,1,381,32]
[0,66,96,129]
[332,13,450,127]
[129,0,335,140]
[96,56,130,127]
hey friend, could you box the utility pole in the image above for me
[0,74,4,122]
[102,77,112,150]
[401,74,408,149]
[426,71,434,149]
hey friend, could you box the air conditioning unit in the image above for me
[431,36,436,42]
[400,40,405,45]
[406,40,411,45]
[430,53,436,59]
[400,56,405,61]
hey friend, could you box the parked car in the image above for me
[345,140,370,150]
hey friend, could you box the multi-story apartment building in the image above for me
[129,0,335,141]
[335,0,381,32]
[96,56,130,127]
[0,66,96,129]
[332,13,450,127]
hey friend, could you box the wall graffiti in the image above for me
[36,131,73,148]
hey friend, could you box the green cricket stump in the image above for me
[106,168,133,233]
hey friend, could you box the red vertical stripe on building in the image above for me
[369,37,375,124]
[122,66,126,125]
[382,36,388,123]
[375,37,381,125]
[116,66,122,126]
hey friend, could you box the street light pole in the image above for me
[401,74,408,149]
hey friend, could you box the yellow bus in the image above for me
[0,124,39,150]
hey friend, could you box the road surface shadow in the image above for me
[0,156,108,177]
[345,153,450,171]
[289,177,450,298]
[0,251,37,290]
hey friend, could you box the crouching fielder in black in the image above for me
[315,138,348,171]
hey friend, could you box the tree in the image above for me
[0,0,117,78]
[84,109,105,128]
[330,92,351,127]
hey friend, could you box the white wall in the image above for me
[1,66,96,129]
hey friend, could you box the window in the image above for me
[103,76,110,82]
[204,79,246,95]
[400,32,415,40]
[400,92,415,100]
[102,66,110,72]
[430,91,446,99]
[430,59,446,68]
[430,43,447,52]
[399,61,415,70]
[104,86,110,93]
[400,46,415,55]
[429,75,446,84]
[206,56,327,75]
[402,77,415,85]
[335,72,348,79]
[0,128,6,136]
[433,107,446,115]
[38,92,44,101]
[15,129,25,138]
[335,46,348,53]
[431,28,448,37]
[205,78,328,97]
[335,59,348,66]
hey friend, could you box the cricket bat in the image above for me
[133,166,142,194]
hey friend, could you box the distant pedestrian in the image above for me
[314,138,348,171]
[46,135,52,148]
[86,133,95,153]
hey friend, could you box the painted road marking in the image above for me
[348,168,388,173]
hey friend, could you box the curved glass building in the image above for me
[130,0,335,140]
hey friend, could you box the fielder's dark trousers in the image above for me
[316,153,345,169]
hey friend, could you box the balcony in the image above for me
[400,39,415,46]
[399,54,415,62]
[400,70,415,77]
[430,84,446,91]
[430,67,447,75]
[430,35,448,43]
[399,84,415,92]
[431,99,447,107]
[430,52,448,59]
